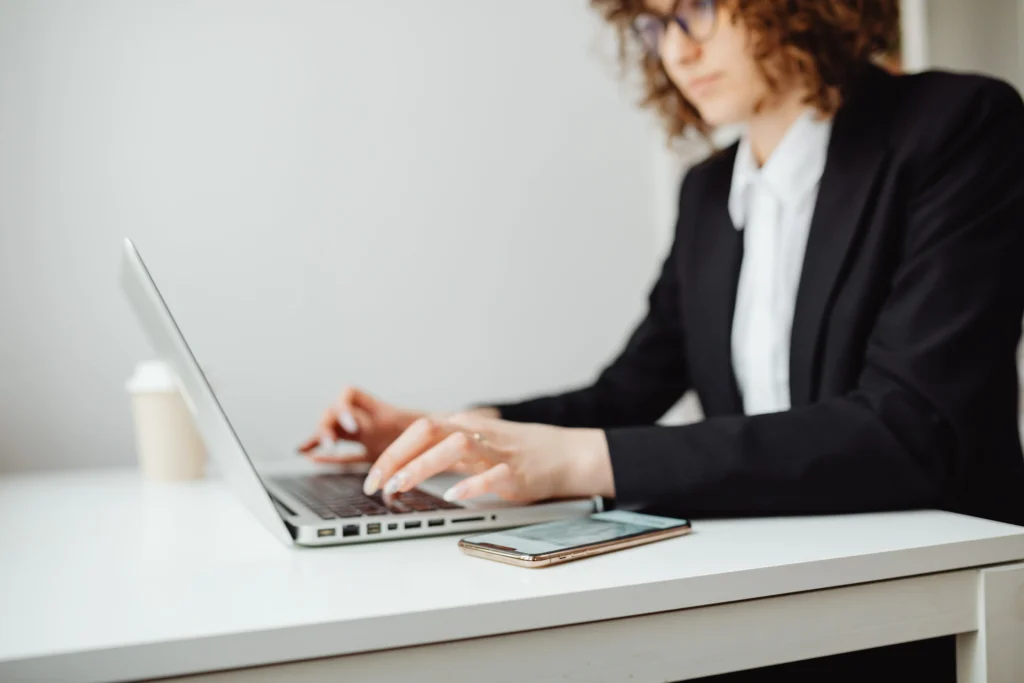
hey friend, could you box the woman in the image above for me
[301,0,1024,679]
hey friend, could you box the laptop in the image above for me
[120,238,600,547]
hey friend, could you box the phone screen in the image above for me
[463,510,690,556]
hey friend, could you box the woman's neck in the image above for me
[747,88,812,166]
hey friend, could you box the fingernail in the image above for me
[339,411,359,434]
[443,485,464,503]
[319,436,335,452]
[384,471,407,495]
[363,469,382,495]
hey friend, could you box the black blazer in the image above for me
[497,66,1024,527]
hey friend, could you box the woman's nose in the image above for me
[660,21,701,65]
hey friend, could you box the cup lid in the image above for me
[126,359,178,393]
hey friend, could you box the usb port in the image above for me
[342,524,360,537]
[404,521,422,529]
[317,528,337,537]
[427,519,445,527]
[451,516,485,524]
[367,523,382,535]
[387,523,399,531]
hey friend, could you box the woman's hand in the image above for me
[363,413,616,503]
[297,387,423,464]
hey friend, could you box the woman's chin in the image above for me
[688,98,745,132]
[693,103,743,130]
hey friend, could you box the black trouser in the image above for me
[689,635,955,683]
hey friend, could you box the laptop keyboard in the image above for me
[272,473,461,520]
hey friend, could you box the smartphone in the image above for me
[458,510,692,568]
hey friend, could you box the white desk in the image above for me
[1,469,1022,683]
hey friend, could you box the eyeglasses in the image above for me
[632,0,719,54]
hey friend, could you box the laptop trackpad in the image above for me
[417,473,517,509]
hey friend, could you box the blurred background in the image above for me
[1,0,1022,474]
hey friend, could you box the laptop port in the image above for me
[317,528,337,537]
[427,519,445,527]
[342,524,360,537]
[451,516,485,524]
[404,521,422,529]
[367,523,382,535]
[387,523,399,531]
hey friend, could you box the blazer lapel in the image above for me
[691,148,745,415]
[789,80,891,407]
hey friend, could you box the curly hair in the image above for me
[591,0,901,139]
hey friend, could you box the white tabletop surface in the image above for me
[2,468,1024,682]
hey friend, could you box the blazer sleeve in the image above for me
[607,79,1024,515]
[492,180,694,429]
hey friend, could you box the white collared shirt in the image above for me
[728,110,833,415]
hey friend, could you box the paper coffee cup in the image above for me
[127,360,206,481]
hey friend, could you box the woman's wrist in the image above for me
[469,406,501,419]
[564,428,616,499]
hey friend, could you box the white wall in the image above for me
[1021,0,1024,82]
[923,0,1023,91]
[0,0,663,472]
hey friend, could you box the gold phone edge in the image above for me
[458,523,692,568]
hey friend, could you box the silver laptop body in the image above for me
[120,238,600,547]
